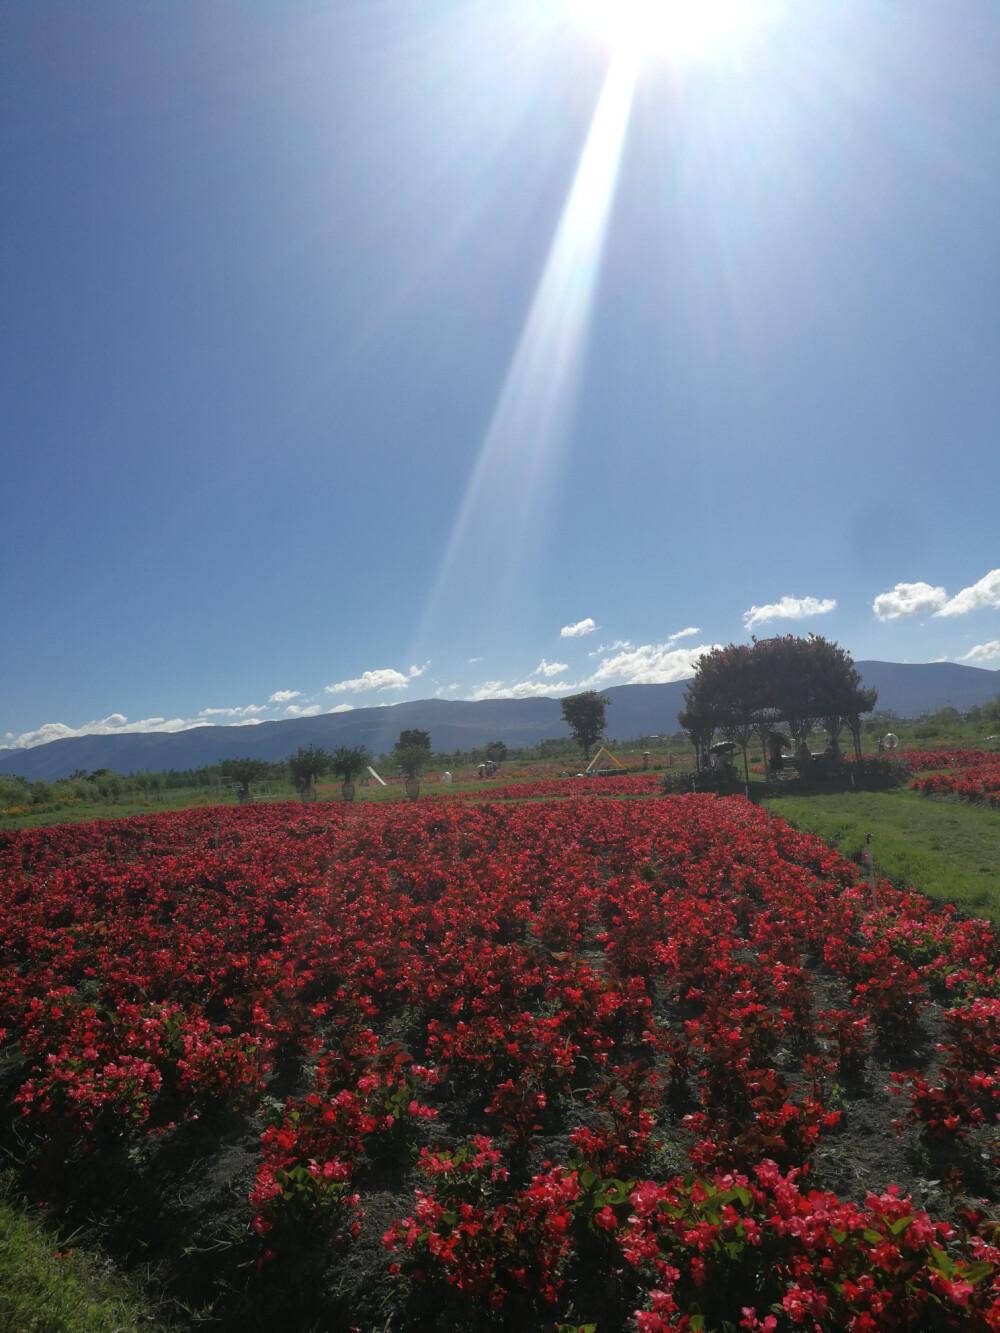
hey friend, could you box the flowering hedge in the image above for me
[3,794,1000,1327]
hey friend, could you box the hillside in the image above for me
[2,660,998,781]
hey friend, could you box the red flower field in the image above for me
[2,790,1000,1329]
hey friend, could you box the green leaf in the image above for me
[927,1246,953,1277]
[889,1214,913,1236]
[959,1260,993,1286]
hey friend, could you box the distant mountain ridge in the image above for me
[2,660,998,782]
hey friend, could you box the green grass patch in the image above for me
[0,1186,164,1332]
[771,788,1000,922]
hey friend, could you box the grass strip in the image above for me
[771,788,1000,922]
[0,1189,162,1333]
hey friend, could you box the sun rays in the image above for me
[413,48,637,655]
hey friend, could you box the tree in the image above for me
[484,740,507,764]
[679,635,877,776]
[561,691,610,762]
[682,642,766,783]
[287,745,330,802]
[333,745,370,785]
[398,729,432,753]
[393,732,431,783]
[677,695,717,772]
[221,757,272,804]
[393,743,429,780]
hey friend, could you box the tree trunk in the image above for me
[404,777,420,800]
[849,718,863,762]
[341,780,356,803]
[757,726,771,781]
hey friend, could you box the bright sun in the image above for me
[580,0,774,65]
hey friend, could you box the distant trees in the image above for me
[220,757,272,804]
[393,731,431,781]
[483,740,508,764]
[287,746,330,802]
[679,635,877,778]
[333,745,369,784]
[561,691,611,762]
[398,730,432,753]
[333,745,370,802]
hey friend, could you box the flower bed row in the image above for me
[910,754,1000,807]
[3,794,1000,1327]
[905,750,1000,775]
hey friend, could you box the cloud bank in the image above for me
[561,618,596,638]
[937,569,1000,618]
[3,714,209,752]
[958,641,1000,664]
[584,642,714,686]
[873,569,1000,621]
[470,678,574,701]
[325,664,426,694]
[743,596,836,632]
[873,582,947,621]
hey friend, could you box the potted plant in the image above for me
[287,745,329,804]
[333,745,369,803]
[395,745,427,800]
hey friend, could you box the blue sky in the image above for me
[2,0,999,751]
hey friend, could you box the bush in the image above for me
[659,768,743,796]
[848,754,909,790]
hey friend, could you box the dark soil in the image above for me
[4,931,996,1333]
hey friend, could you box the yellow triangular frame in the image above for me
[585,745,625,774]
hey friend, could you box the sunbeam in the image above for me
[413,49,637,656]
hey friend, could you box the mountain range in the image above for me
[2,660,998,782]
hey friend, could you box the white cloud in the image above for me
[873,581,947,621]
[325,664,424,694]
[434,683,460,697]
[533,658,569,677]
[592,639,632,657]
[958,640,1000,664]
[470,678,575,701]
[285,703,322,717]
[467,656,484,665]
[3,714,209,751]
[669,627,700,642]
[583,642,716,687]
[469,642,719,700]
[936,569,1000,618]
[269,689,301,704]
[327,703,354,714]
[743,596,836,632]
[561,617,596,638]
[198,704,267,719]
